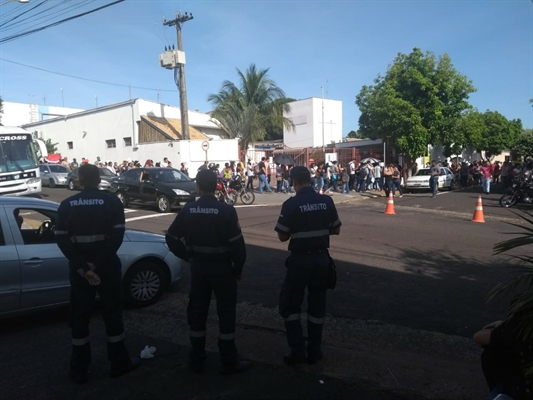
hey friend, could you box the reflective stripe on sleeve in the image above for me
[219,332,235,340]
[55,230,68,235]
[107,333,124,343]
[113,224,125,229]
[72,336,90,346]
[187,245,230,254]
[275,223,290,232]
[307,315,325,324]
[189,330,206,338]
[329,219,341,228]
[284,313,301,322]
[228,233,242,242]
[71,234,106,243]
[290,229,330,239]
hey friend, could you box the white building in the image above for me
[0,101,84,126]
[21,98,235,177]
[283,97,342,148]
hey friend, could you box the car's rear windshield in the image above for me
[153,169,190,182]
[99,168,114,176]
[49,165,68,173]
[415,169,431,176]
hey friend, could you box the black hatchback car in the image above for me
[110,167,196,212]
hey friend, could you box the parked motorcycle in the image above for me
[215,178,237,205]
[499,179,533,208]
[228,175,255,205]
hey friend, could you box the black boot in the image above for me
[69,342,91,384]
[108,340,139,378]
[283,352,307,365]
[189,336,207,372]
[307,320,324,364]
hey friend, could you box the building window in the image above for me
[106,139,116,149]
[67,141,73,150]
[123,137,132,147]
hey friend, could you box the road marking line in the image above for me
[124,209,137,213]
[126,214,173,222]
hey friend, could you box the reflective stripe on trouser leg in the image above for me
[106,333,129,363]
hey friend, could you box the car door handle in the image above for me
[23,258,44,266]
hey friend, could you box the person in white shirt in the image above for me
[161,157,169,168]
[246,160,255,190]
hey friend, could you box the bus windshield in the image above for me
[0,137,39,173]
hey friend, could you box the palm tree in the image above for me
[208,64,294,155]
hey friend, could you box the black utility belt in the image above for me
[291,249,328,255]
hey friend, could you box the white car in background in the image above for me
[405,167,455,192]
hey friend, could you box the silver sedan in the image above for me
[0,196,183,316]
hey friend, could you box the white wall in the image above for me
[23,102,137,163]
[0,101,84,126]
[134,139,239,178]
[283,98,343,148]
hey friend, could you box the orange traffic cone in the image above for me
[472,195,485,223]
[384,191,395,215]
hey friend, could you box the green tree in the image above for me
[477,111,521,159]
[346,130,365,138]
[355,48,476,159]
[263,97,296,140]
[45,138,58,154]
[208,64,293,153]
[512,129,533,158]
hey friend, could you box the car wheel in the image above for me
[68,180,75,190]
[49,179,55,188]
[157,195,170,213]
[116,191,128,207]
[123,261,167,308]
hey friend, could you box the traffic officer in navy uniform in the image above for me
[274,166,342,364]
[55,164,139,384]
[165,169,251,374]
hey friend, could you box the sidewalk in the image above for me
[244,187,374,207]
[1,294,487,399]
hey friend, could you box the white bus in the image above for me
[0,127,45,196]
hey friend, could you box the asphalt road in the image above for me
[37,185,527,338]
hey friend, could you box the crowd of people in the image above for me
[52,156,191,177]
[50,154,532,199]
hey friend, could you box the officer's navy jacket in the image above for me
[55,187,125,271]
[165,195,246,275]
[275,186,341,252]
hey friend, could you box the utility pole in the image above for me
[321,86,325,153]
[163,11,193,140]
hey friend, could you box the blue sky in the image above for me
[1,0,532,133]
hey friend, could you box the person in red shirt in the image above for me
[480,161,492,194]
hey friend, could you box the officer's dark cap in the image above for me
[290,166,311,184]
[195,169,217,192]
[78,163,100,188]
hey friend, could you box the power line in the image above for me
[0,0,125,44]
[0,58,177,93]
[1,0,84,32]
[0,0,49,29]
